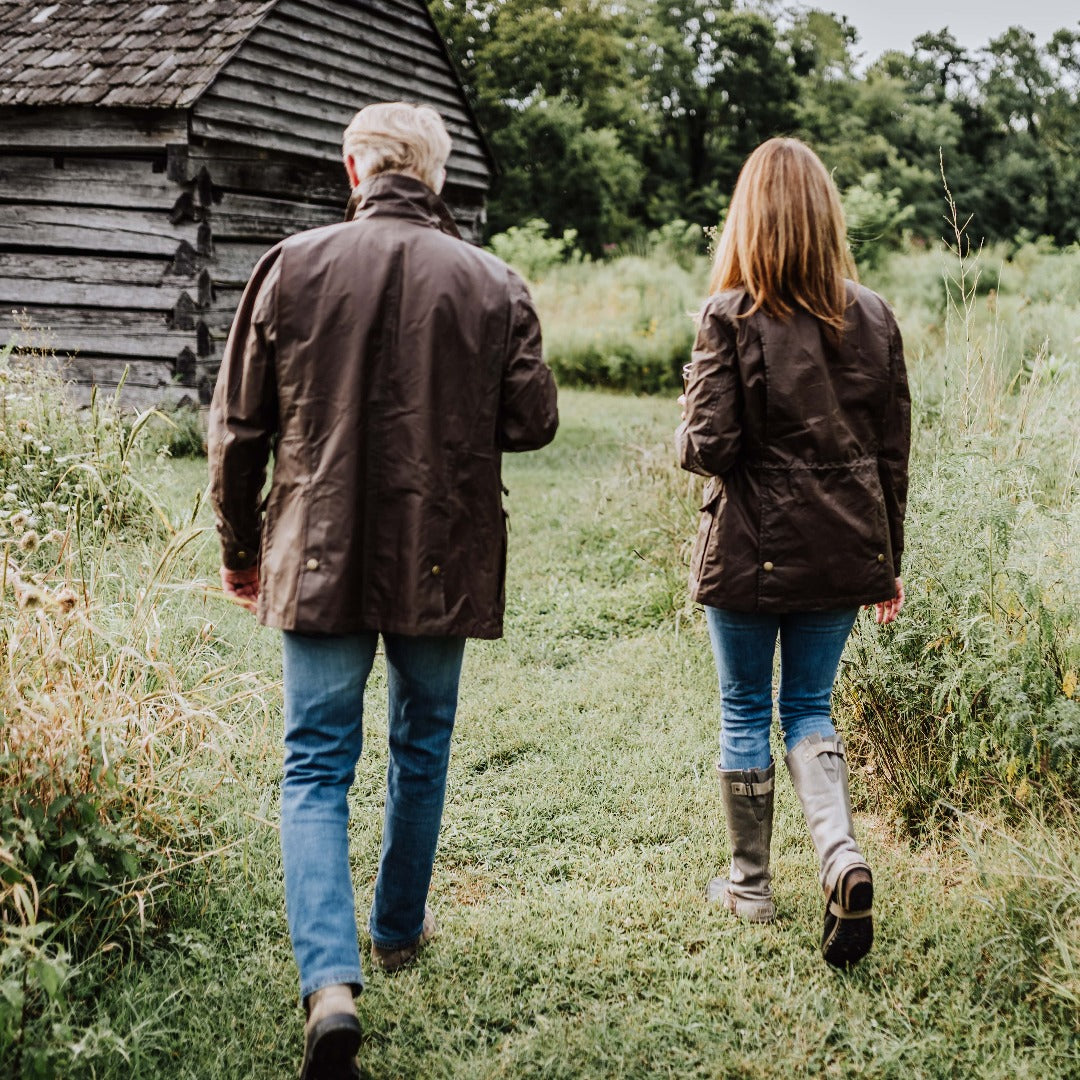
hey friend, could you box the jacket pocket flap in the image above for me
[699,476,724,512]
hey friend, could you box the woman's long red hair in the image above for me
[709,138,856,334]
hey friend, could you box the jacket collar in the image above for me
[345,172,462,240]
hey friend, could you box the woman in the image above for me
[677,138,910,968]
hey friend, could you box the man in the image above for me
[208,102,558,1080]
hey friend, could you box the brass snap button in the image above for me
[431,564,441,576]
[305,558,319,571]
[877,553,886,563]
[237,550,247,561]
[762,561,774,572]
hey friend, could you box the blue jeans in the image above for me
[704,607,858,770]
[280,631,465,1002]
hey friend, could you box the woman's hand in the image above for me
[679,362,692,419]
[221,565,259,614]
[870,577,904,625]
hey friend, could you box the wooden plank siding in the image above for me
[0,151,208,400]
[0,155,179,209]
[0,203,207,258]
[0,107,187,152]
[172,144,350,205]
[191,0,492,190]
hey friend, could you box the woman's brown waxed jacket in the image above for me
[676,282,910,613]
[208,173,558,638]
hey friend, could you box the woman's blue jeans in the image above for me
[704,607,858,770]
[280,631,465,1002]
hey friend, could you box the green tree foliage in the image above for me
[429,1,1080,250]
[430,0,648,251]
[484,94,644,250]
[633,2,799,223]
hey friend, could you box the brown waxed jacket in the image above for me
[208,173,558,638]
[677,282,910,612]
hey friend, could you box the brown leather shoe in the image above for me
[299,984,361,1080]
[370,905,437,974]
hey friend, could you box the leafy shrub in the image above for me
[644,219,707,270]
[843,172,915,269]
[487,218,581,281]
[838,446,1079,833]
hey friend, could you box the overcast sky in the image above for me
[812,2,1078,65]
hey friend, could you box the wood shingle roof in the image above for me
[0,1,275,108]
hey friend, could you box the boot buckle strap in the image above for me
[730,777,775,797]
[800,736,846,762]
[828,899,872,920]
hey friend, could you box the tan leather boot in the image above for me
[300,983,360,1080]
[786,733,873,968]
[707,761,776,922]
[370,905,437,974]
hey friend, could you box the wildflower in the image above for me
[16,583,42,608]
[9,511,28,533]
[19,530,39,552]
[44,530,65,544]
[54,587,78,613]
[2,492,15,504]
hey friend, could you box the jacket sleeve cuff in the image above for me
[221,545,259,571]
[217,519,260,571]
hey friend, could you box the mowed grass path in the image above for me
[85,390,1074,1079]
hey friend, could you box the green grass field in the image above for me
[4,391,1072,1078]
[3,246,1079,1077]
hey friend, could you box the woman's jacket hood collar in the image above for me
[344,172,462,240]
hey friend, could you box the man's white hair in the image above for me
[342,102,452,191]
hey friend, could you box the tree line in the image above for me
[429,1,1080,254]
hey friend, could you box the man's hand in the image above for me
[870,577,904,625]
[220,565,259,614]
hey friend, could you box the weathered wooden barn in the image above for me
[0,0,493,406]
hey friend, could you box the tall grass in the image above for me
[530,254,707,393]
[0,345,265,1075]
[837,204,1080,832]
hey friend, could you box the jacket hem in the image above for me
[260,612,504,640]
[690,587,895,613]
